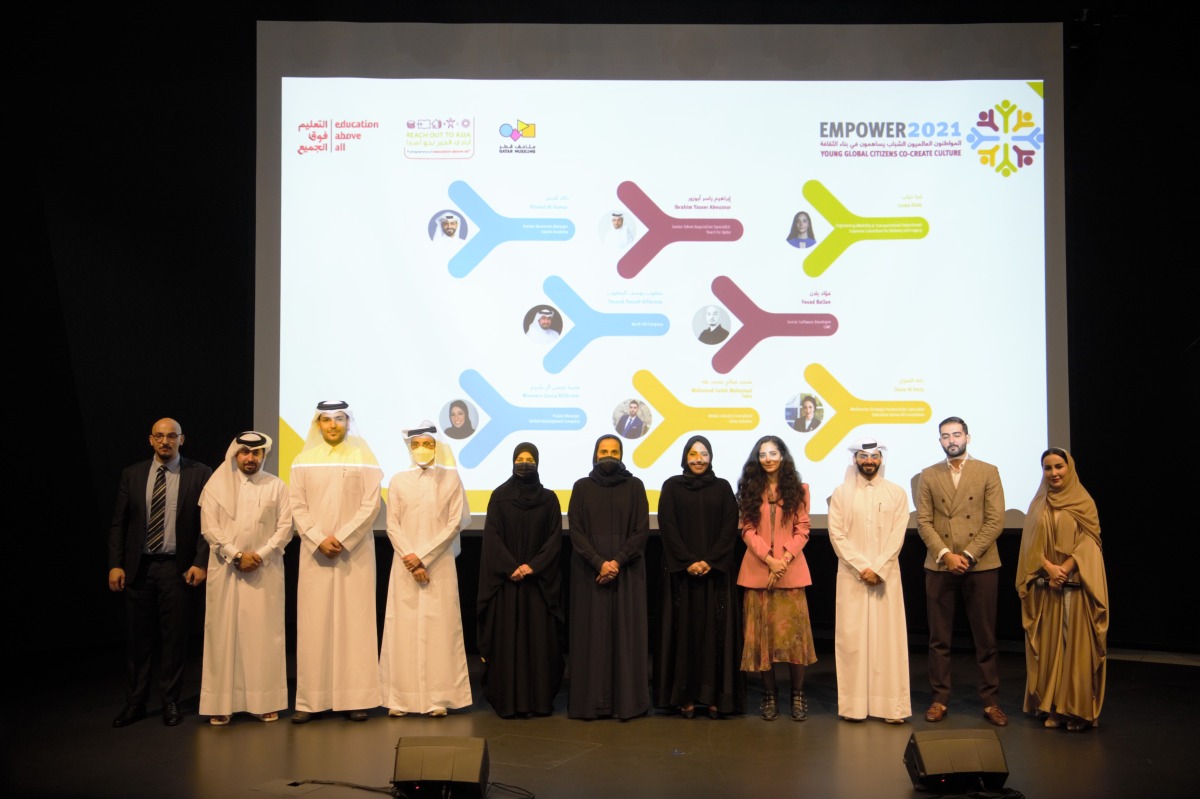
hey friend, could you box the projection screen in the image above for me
[256,22,1066,524]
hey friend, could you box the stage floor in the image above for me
[6,645,1196,799]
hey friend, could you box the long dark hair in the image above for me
[787,211,816,240]
[736,435,805,526]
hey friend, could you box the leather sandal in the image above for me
[760,691,778,721]
[791,691,808,721]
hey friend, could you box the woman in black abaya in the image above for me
[654,435,745,718]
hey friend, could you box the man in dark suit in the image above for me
[108,418,212,727]
[916,416,1007,727]
[615,400,645,439]
[698,305,729,345]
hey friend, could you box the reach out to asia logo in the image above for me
[967,98,1044,178]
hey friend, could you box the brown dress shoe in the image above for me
[924,703,947,722]
[983,705,1009,727]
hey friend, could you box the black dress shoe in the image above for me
[113,704,147,728]
[162,701,183,726]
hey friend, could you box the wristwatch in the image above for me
[233,552,244,568]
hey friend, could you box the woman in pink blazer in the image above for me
[736,435,817,721]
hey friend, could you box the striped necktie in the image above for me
[146,466,167,553]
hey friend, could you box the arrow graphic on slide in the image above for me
[447,180,575,278]
[801,180,930,278]
[802,363,931,461]
[455,369,588,467]
[542,276,670,374]
[711,276,838,374]
[616,181,744,279]
[630,369,759,468]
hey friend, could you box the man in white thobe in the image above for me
[379,421,473,717]
[604,211,636,251]
[828,437,912,723]
[526,307,560,346]
[199,432,293,725]
[290,401,383,722]
[434,213,465,246]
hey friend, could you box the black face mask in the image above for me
[594,457,622,475]
[513,462,538,478]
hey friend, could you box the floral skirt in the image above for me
[740,587,817,671]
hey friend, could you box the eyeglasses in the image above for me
[151,433,180,442]
[410,440,436,450]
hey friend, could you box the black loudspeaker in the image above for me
[393,736,489,798]
[903,729,1008,792]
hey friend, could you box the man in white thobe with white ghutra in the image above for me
[828,437,912,723]
[199,431,293,725]
[604,211,636,251]
[526,308,560,346]
[379,421,473,717]
[289,401,383,722]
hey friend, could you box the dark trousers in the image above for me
[124,557,188,706]
[925,567,999,707]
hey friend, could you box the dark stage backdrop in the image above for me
[30,3,1195,657]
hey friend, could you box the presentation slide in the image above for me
[275,75,1049,513]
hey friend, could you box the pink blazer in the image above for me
[737,485,812,589]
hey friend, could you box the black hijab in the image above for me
[491,442,553,510]
[588,434,632,486]
[677,434,717,490]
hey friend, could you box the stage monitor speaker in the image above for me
[903,729,1008,793]
[393,736,489,798]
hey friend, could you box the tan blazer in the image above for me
[916,457,1005,572]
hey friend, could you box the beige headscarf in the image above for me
[1017,447,1101,589]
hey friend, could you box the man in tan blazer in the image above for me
[916,416,1008,727]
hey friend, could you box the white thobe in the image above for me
[828,474,912,721]
[199,471,293,716]
[290,444,383,712]
[379,465,473,712]
[605,225,635,251]
[526,326,559,346]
